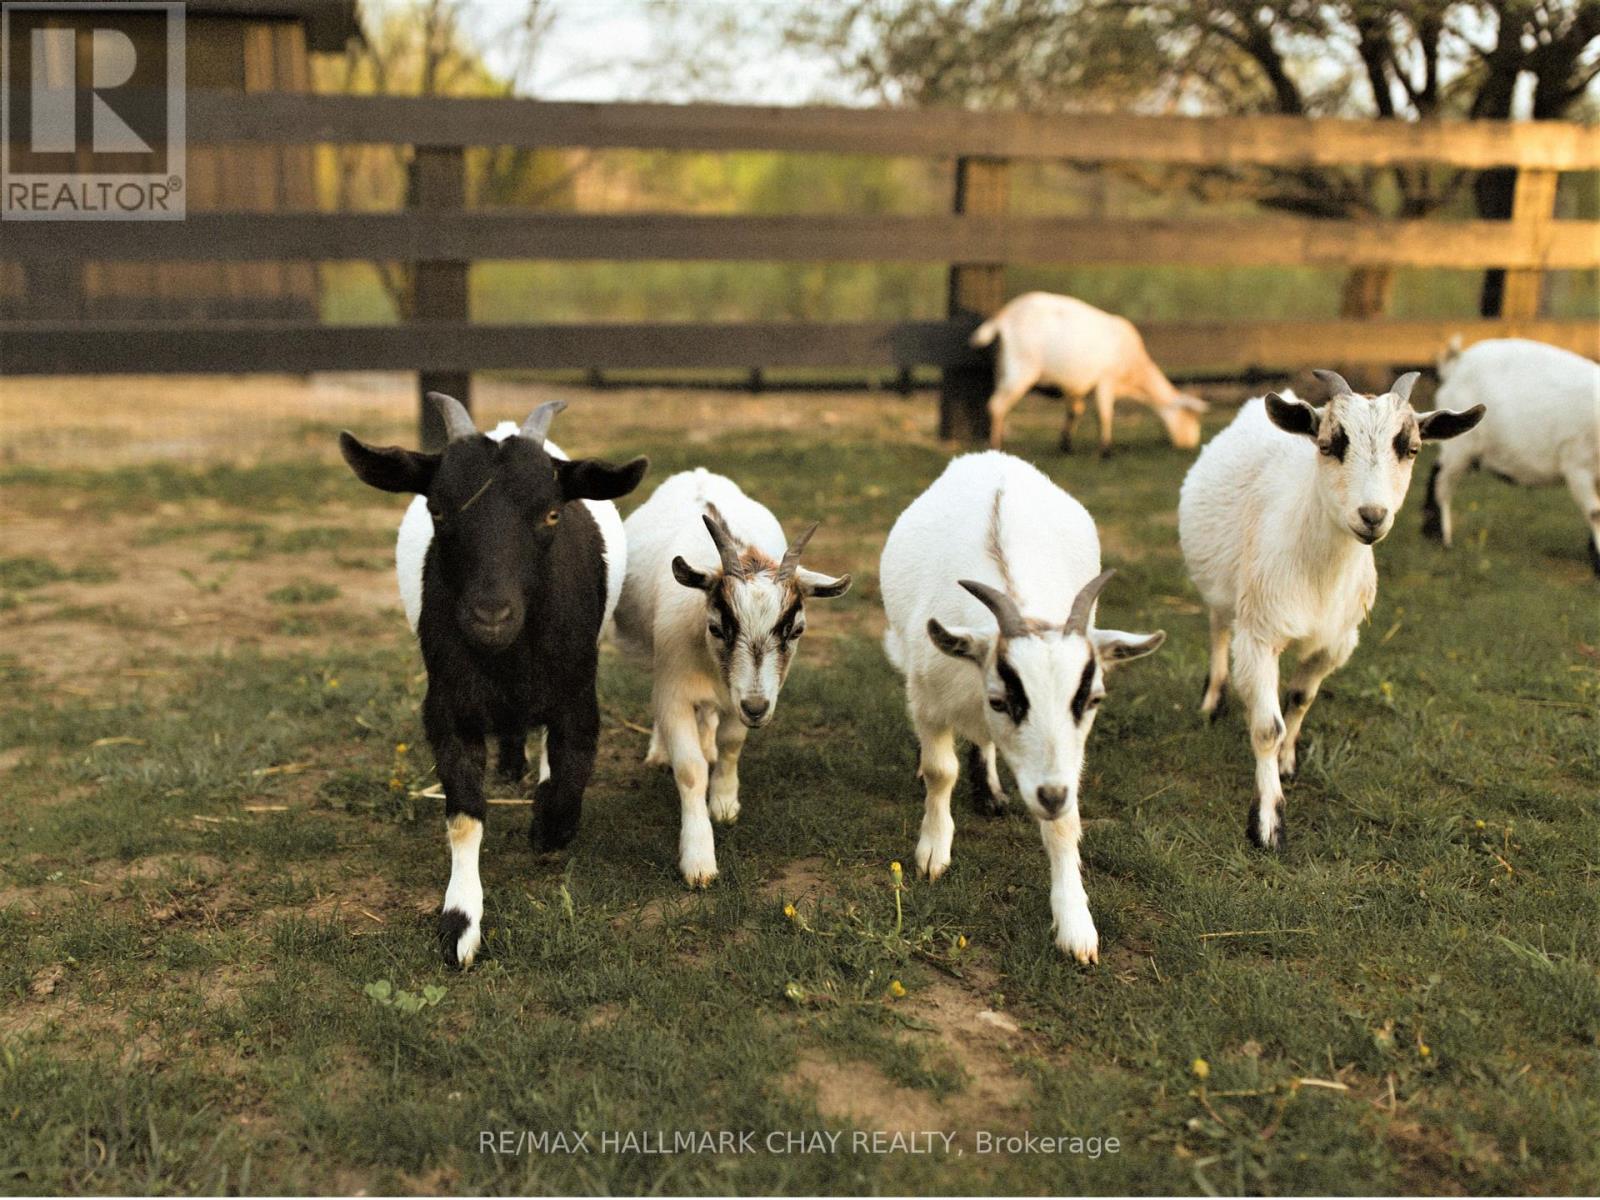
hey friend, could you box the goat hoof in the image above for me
[1057,435,1074,454]
[1201,686,1228,723]
[533,811,580,852]
[439,907,479,969]
[1588,537,1600,578]
[1098,447,1114,461]
[1245,805,1285,852]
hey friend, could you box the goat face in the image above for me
[927,575,1164,822]
[1161,393,1209,450]
[339,395,647,650]
[1267,371,1484,546]
[672,513,850,728]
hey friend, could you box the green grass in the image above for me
[1,407,1596,1195]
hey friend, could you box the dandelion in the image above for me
[326,678,340,690]
[1474,819,1485,829]
[956,934,968,950]
[388,776,403,792]
[1418,1043,1431,1058]
[396,743,409,755]
[783,903,797,921]
[1191,1057,1210,1080]
[890,861,903,888]
[888,980,906,999]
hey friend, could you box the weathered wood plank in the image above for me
[7,213,1597,269]
[3,319,1594,376]
[169,91,1600,169]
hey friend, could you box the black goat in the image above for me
[340,393,647,967]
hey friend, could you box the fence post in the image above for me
[940,156,1009,443]
[1499,168,1558,321]
[412,145,470,449]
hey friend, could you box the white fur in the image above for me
[971,292,1207,453]
[880,451,1164,962]
[394,422,626,786]
[1429,338,1600,564]
[1178,384,1458,847]
[443,814,484,967]
[615,469,844,887]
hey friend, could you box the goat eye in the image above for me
[708,621,724,640]
[1318,444,1335,457]
[544,507,561,527]
[987,696,1008,714]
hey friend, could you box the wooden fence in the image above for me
[3,91,1598,444]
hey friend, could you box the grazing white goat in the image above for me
[880,451,1166,962]
[613,469,851,887]
[1422,337,1600,577]
[1179,371,1484,851]
[970,292,1208,455]
[395,419,630,787]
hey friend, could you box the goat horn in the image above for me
[1389,371,1420,404]
[701,509,745,579]
[1311,369,1355,399]
[1065,569,1116,636]
[427,391,477,442]
[958,579,1026,640]
[519,399,568,444]
[777,521,818,582]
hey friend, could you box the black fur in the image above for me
[438,907,473,967]
[1069,657,1098,722]
[340,425,647,964]
[1420,462,1444,542]
[966,743,1007,817]
[994,656,1030,724]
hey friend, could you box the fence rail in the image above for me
[4,89,1598,444]
[5,212,1598,270]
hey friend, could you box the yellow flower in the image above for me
[326,678,340,689]
[396,743,409,755]
[888,980,906,998]
[1418,1043,1431,1058]
[1191,1058,1210,1080]
[956,935,968,950]
[1474,819,1485,829]
[783,903,797,921]
[388,776,402,791]
[890,861,903,887]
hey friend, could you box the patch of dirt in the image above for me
[761,856,834,904]
[910,975,1034,1117]
[788,1051,950,1134]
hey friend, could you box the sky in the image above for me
[455,0,853,105]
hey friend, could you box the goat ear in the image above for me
[1091,627,1166,665]
[557,455,648,502]
[1416,405,1485,442]
[338,431,439,494]
[927,618,988,663]
[1264,392,1319,439]
[671,555,716,592]
[795,568,851,599]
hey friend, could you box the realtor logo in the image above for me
[2,1,185,219]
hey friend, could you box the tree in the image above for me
[787,0,1600,316]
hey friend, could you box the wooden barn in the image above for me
[1,0,360,321]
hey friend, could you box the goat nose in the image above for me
[1036,785,1068,815]
[473,603,513,626]
[740,697,770,722]
[1358,505,1389,528]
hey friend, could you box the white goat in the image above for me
[1422,337,1600,577]
[395,419,630,785]
[1179,371,1484,850]
[970,292,1208,455]
[613,469,851,887]
[880,451,1166,962]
